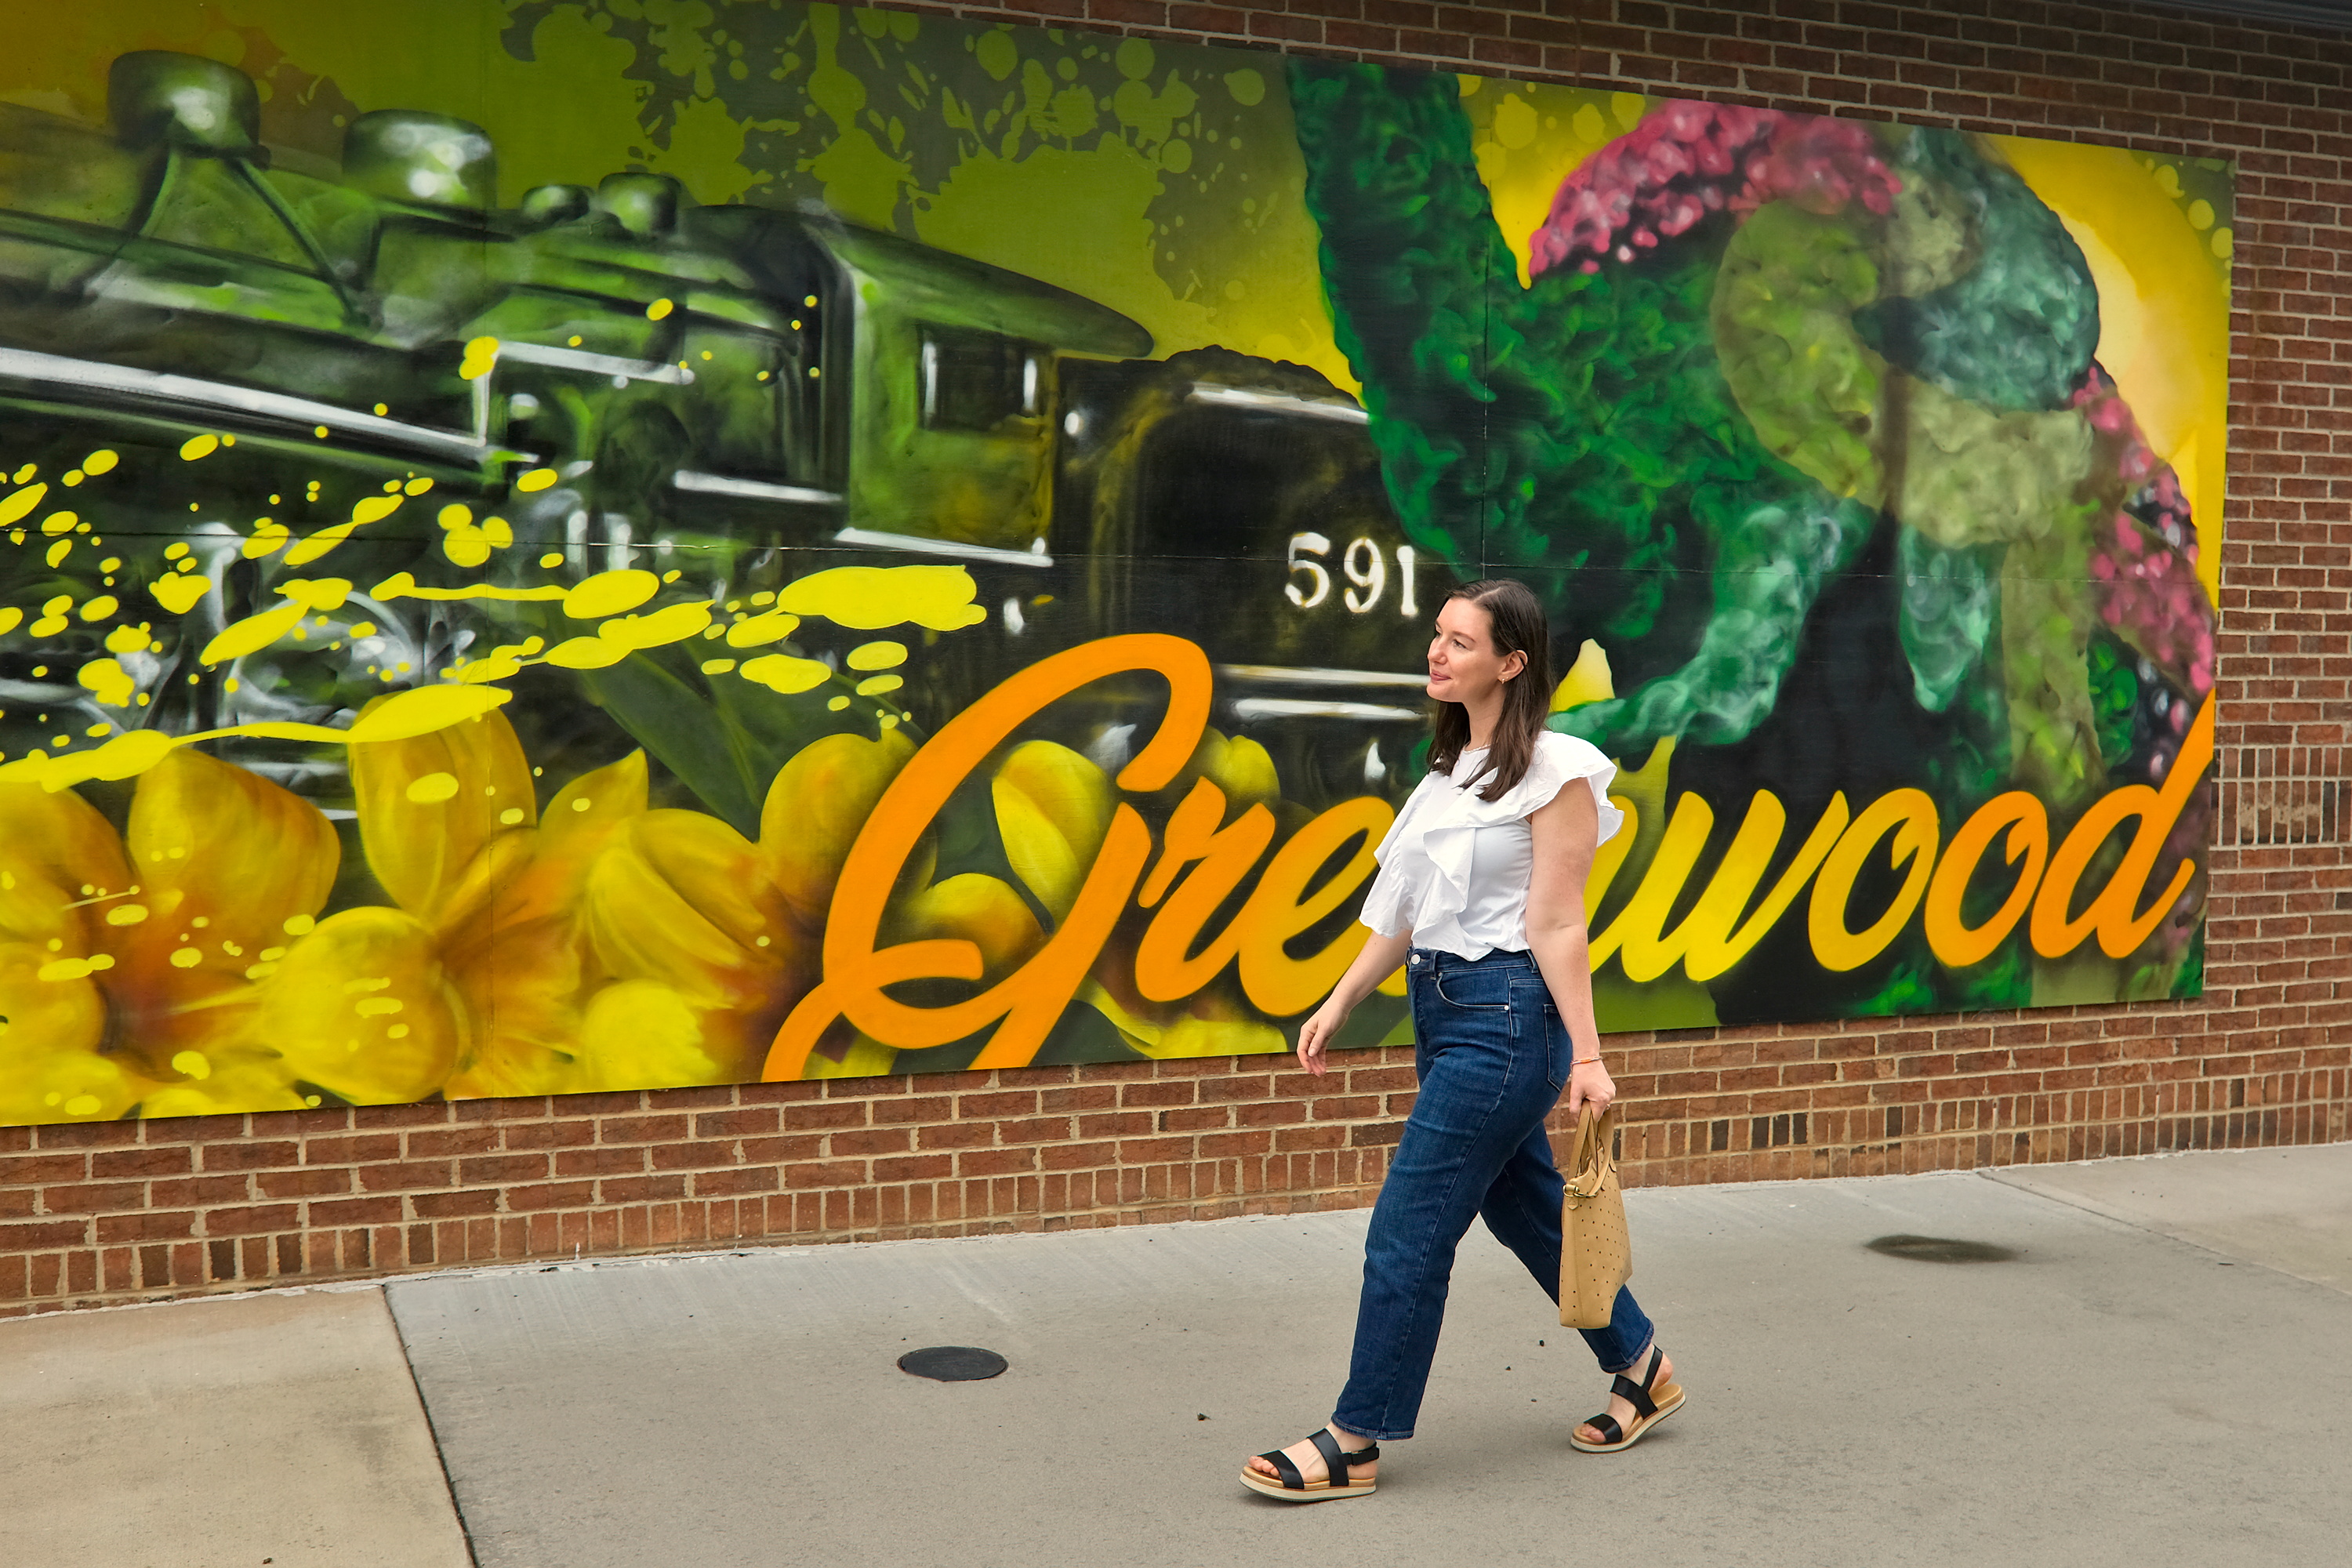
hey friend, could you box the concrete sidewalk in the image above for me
[5,1145,2349,1568]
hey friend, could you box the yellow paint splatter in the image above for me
[285,493,404,566]
[517,467,559,492]
[41,510,77,537]
[646,298,674,321]
[2,677,510,796]
[0,681,510,799]
[446,636,546,684]
[0,608,20,634]
[104,903,149,926]
[543,637,627,670]
[243,519,290,558]
[201,601,307,663]
[724,610,800,649]
[82,450,118,476]
[344,684,511,742]
[543,600,714,669]
[438,504,514,568]
[370,572,568,604]
[283,914,316,936]
[37,954,115,981]
[405,771,461,803]
[846,640,908,671]
[855,673,904,696]
[562,568,660,619]
[739,653,833,695]
[78,596,118,622]
[499,807,526,825]
[404,477,435,496]
[169,1051,212,1080]
[179,434,220,461]
[777,565,987,630]
[0,482,44,528]
[538,552,564,568]
[151,575,211,615]
[700,658,737,674]
[459,336,500,380]
[43,539,70,568]
[613,601,711,648]
[77,659,136,707]
[103,625,151,654]
[169,948,202,968]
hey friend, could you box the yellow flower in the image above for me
[347,706,643,1099]
[554,731,989,1087]
[757,727,922,931]
[991,740,1114,922]
[1073,730,1291,1061]
[752,728,1085,1076]
[243,906,463,1105]
[0,748,339,1121]
[347,702,826,1097]
[578,807,807,1085]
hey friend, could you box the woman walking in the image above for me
[1241,579,1682,1502]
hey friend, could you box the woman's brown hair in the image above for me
[1428,579,1553,802]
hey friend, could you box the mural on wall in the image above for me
[0,3,2231,1125]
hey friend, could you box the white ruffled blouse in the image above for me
[1360,731,1624,960]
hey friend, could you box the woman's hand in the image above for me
[1291,928,1406,1077]
[1564,1055,1615,1120]
[1296,998,1352,1076]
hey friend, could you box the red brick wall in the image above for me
[5,0,2348,1316]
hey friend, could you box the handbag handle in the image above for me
[1566,1105,1617,1199]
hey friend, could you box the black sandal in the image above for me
[1239,1428,1381,1501]
[1569,1345,1685,1454]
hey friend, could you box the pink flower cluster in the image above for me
[2092,508,2213,701]
[2076,365,2213,709]
[1529,104,1900,276]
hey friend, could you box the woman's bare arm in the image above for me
[1525,781,1614,1117]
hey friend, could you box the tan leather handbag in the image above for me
[1559,1106,1631,1329]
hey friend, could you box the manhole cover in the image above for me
[898,1345,1008,1381]
[1866,1234,2019,1264]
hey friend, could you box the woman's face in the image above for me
[1426,596,1525,707]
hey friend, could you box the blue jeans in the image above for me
[1331,946,1653,1442]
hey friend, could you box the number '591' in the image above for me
[1285,532,1419,616]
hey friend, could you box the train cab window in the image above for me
[919,325,1044,431]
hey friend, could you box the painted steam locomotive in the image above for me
[0,50,1441,799]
